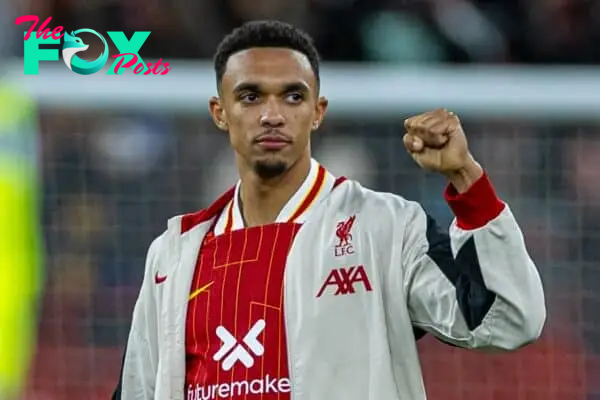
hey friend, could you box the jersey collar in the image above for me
[214,159,335,234]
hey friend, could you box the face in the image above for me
[209,47,327,179]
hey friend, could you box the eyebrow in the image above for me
[281,82,310,93]
[232,82,260,94]
[232,81,311,94]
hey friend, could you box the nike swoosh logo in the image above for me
[189,281,214,301]
[154,272,167,284]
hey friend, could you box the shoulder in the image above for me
[162,185,236,235]
[334,179,429,244]
[148,229,168,252]
[143,229,169,272]
[144,209,205,262]
[340,179,424,220]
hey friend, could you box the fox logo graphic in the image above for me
[61,29,109,75]
[335,215,356,257]
[213,319,265,371]
[61,31,88,67]
[316,265,373,297]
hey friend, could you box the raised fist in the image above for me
[403,108,471,174]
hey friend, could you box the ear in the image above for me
[312,96,329,131]
[209,96,228,131]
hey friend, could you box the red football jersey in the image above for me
[185,223,300,399]
[185,160,339,399]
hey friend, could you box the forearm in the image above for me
[443,155,484,194]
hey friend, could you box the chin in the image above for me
[253,157,289,180]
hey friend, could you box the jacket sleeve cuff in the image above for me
[444,172,505,230]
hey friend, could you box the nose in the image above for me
[259,99,285,127]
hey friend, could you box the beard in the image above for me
[253,159,288,179]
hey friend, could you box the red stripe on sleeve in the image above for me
[444,173,505,230]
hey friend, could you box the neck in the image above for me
[238,153,311,227]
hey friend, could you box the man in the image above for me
[114,20,546,400]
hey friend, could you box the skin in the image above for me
[209,47,483,227]
[209,47,327,226]
[403,108,484,193]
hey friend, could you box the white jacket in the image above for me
[113,177,546,400]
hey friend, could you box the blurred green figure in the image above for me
[0,82,43,399]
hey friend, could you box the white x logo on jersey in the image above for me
[213,319,266,371]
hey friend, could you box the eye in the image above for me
[286,92,304,104]
[240,93,259,103]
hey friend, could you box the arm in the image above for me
[402,173,546,350]
[113,235,162,399]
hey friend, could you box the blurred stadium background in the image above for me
[1,0,599,398]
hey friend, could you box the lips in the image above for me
[255,133,291,144]
[254,132,291,150]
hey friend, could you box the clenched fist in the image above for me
[403,108,483,192]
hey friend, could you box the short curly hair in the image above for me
[213,20,321,91]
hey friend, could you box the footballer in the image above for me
[113,20,545,400]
